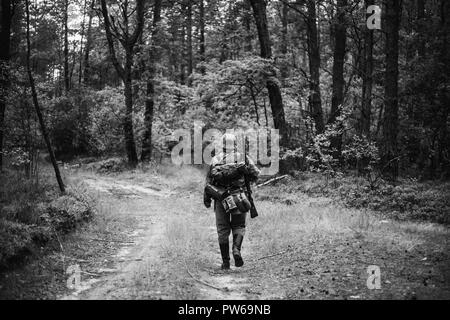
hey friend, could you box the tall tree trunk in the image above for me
[199,0,206,74]
[244,0,253,52]
[77,0,88,85]
[328,0,347,156]
[186,0,193,85]
[25,0,65,193]
[180,22,186,84]
[0,0,12,171]
[361,0,374,138]
[358,0,374,174]
[306,0,324,134]
[417,0,425,58]
[100,0,144,166]
[382,0,401,181]
[169,18,179,81]
[249,0,289,147]
[280,1,288,80]
[63,0,70,92]
[141,0,162,162]
[83,0,95,84]
[123,49,138,165]
[436,0,449,177]
[442,0,449,59]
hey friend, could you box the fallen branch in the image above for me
[52,225,66,272]
[118,258,143,262]
[80,270,101,276]
[252,247,294,262]
[66,257,90,263]
[256,175,289,188]
[184,259,227,292]
[86,238,134,244]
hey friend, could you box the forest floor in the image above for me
[1,163,450,300]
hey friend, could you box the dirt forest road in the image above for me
[61,168,257,300]
[57,166,450,300]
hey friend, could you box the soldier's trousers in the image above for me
[214,200,246,244]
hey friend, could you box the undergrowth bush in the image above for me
[257,172,450,225]
[0,220,33,265]
[85,157,127,174]
[0,168,96,269]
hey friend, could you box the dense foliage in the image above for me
[0,167,95,268]
[1,0,449,181]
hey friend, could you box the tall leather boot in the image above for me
[232,234,244,267]
[219,242,230,270]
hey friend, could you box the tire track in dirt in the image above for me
[61,176,168,299]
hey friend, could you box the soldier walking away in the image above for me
[203,133,260,270]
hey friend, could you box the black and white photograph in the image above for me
[0,0,449,306]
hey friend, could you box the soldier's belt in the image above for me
[221,189,252,215]
[205,184,251,214]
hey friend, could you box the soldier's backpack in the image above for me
[210,162,245,186]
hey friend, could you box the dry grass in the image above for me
[249,197,449,257]
[5,160,447,299]
[242,182,450,299]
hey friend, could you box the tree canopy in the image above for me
[0,0,449,181]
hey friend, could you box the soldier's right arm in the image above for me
[203,165,213,208]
